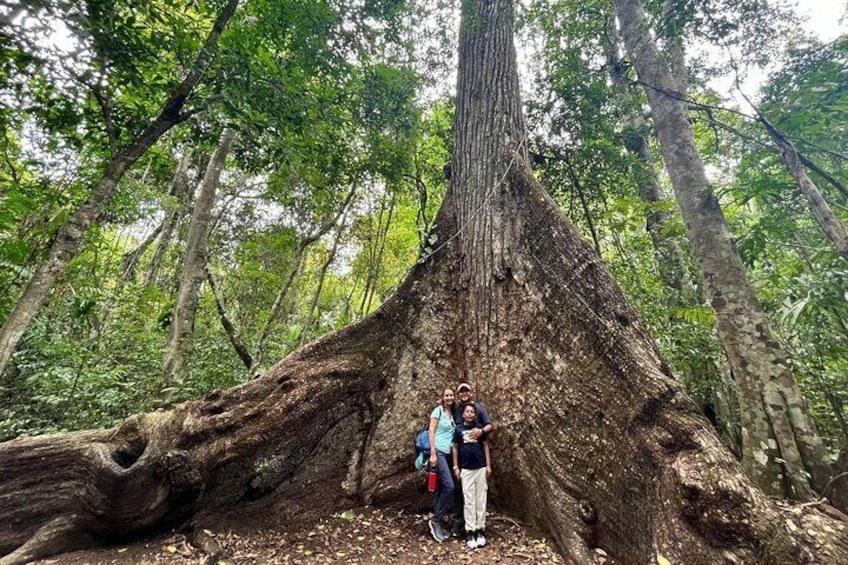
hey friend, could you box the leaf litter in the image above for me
[33,506,573,564]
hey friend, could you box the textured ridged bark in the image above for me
[614,0,834,499]
[161,128,236,390]
[1,2,847,564]
[0,0,241,378]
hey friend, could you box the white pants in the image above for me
[460,467,488,531]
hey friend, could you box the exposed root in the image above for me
[0,515,90,565]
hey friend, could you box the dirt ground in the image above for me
[32,506,581,564]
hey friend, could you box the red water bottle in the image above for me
[427,465,437,492]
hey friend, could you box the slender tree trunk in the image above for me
[250,187,356,375]
[2,2,848,565]
[358,192,395,317]
[298,224,344,347]
[0,0,241,377]
[144,153,196,287]
[206,266,252,370]
[759,116,848,262]
[606,22,692,294]
[614,0,834,499]
[161,128,236,391]
[249,243,308,376]
[562,150,602,255]
[121,225,163,278]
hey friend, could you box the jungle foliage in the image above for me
[1,0,846,461]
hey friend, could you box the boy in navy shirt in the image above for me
[451,403,492,549]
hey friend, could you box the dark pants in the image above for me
[452,476,465,531]
[433,451,454,521]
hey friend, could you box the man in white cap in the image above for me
[451,382,494,537]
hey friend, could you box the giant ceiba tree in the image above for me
[1,2,847,564]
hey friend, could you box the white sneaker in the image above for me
[476,531,487,547]
[466,533,478,549]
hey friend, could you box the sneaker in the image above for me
[466,531,478,549]
[429,518,444,542]
[430,518,450,542]
[476,530,487,547]
[436,522,450,542]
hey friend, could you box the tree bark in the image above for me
[1,2,848,564]
[0,0,241,378]
[161,128,237,391]
[614,0,835,500]
[606,46,692,294]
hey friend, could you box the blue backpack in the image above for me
[413,408,441,470]
[415,427,430,454]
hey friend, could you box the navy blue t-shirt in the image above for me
[453,423,487,470]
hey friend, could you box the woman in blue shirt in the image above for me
[427,388,456,542]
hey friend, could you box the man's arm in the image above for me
[476,402,495,436]
[452,440,461,478]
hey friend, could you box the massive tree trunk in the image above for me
[0,0,241,378]
[161,128,236,390]
[613,0,838,501]
[1,2,847,564]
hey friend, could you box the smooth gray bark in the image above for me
[161,127,237,390]
[759,116,848,262]
[614,0,834,499]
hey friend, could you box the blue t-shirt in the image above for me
[430,405,455,454]
[453,423,487,470]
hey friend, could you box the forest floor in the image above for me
[33,506,581,564]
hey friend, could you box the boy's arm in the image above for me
[452,444,461,478]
